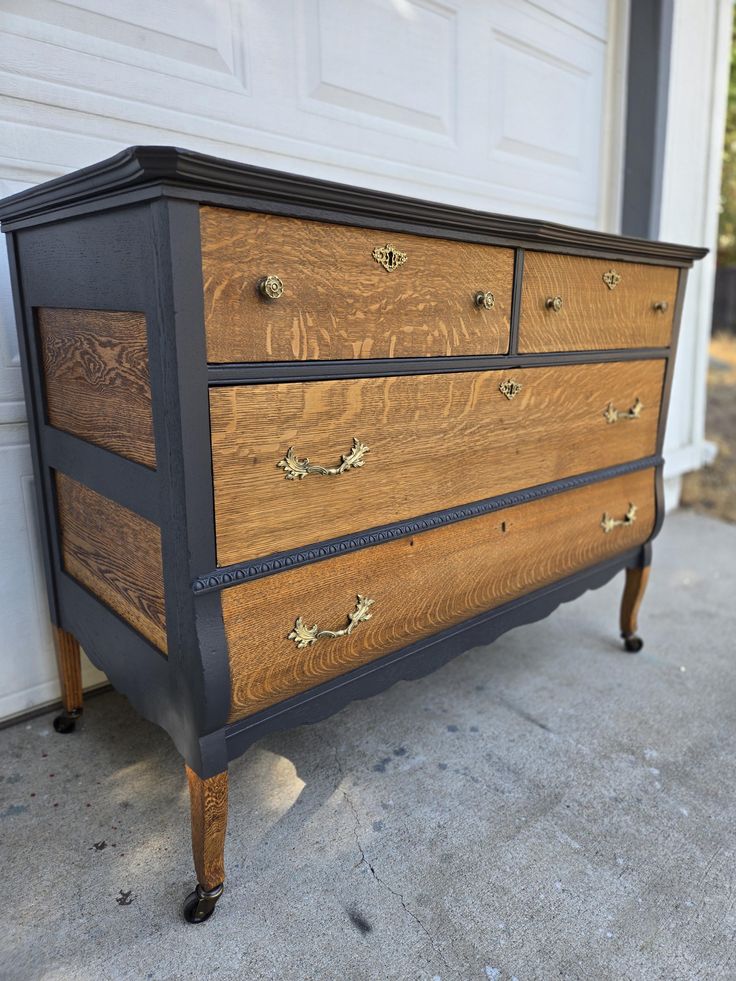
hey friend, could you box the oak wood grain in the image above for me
[620,564,651,639]
[55,472,167,652]
[52,625,83,713]
[200,207,514,362]
[186,766,228,891]
[224,468,656,721]
[210,360,665,566]
[37,308,156,468]
[519,253,679,352]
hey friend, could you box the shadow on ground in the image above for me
[1,510,735,981]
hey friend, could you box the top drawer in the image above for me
[519,252,679,352]
[200,207,514,363]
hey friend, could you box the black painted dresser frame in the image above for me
[0,147,706,785]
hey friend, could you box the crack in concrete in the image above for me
[328,737,455,978]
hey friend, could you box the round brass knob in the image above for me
[474,290,495,310]
[546,295,563,312]
[258,275,284,300]
[652,300,669,313]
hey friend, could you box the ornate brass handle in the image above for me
[601,503,637,534]
[277,437,369,480]
[258,275,284,300]
[603,397,643,424]
[546,295,563,312]
[652,300,669,313]
[475,290,495,310]
[288,595,375,649]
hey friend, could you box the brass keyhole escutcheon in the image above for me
[474,291,495,310]
[545,295,563,312]
[372,244,407,272]
[258,275,284,300]
[499,379,522,400]
[602,269,621,290]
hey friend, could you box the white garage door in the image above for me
[0,0,625,720]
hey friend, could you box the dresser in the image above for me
[0,147,706,923]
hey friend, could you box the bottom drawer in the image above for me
[224,468,656,721]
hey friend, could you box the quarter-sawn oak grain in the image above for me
[55,472,167,652]
[52,625,83,713]
[519,252,678,351]
[186,766,228,891]
[37,308,156,468]
[210,360,665,566]
[200,207,514,362]
[224,468,655,721]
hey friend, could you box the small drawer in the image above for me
[224,467,656,721]
[200,207,514,362]
[209,359,665,566]
[519,252,679,352]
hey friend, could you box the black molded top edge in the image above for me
[0,145,708,264]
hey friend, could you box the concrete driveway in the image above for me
[1,509,735,981]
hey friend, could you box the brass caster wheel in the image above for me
[622,633,644,653]
[183,882,223,924]
[53,708,82,733]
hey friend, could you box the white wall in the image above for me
[660,0,733,508]
[1,0,709,721]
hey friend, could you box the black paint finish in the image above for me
[0,146,706,265]
[193,455,663,594]
[0,147,702,781]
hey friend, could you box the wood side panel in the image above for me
[37,308,156,468]
[210,360,665,566]
[200,207,514,362]
[519,253,678,351]
[225,469,656,721]
[55,472,167,652]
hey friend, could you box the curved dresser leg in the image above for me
[620,563,651,653]
[52,626,83,733]
[184,765,229,924]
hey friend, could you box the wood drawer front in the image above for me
[225,468,655,720]
[210,359,665,566]
[519,252,679,352]
[200,207,514,362]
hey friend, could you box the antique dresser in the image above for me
[0,148,705,922]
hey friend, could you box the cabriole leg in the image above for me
[52,626,83,733]
[183,765,229,924]
[620,563,651,653]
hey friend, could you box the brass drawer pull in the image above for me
[652,300,669,313]
[545,295,563,312]
[601,503,637,534]
[277,437,369,480]
[603,397,643,424]
[475,290,495,310]
[602,269,621,290]
[258,275,284,300]
[288,595,375,649]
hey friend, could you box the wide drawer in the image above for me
[200,207,514,362]
[210,359,665,566]
[519,252,679,352]
[225,468,656,721]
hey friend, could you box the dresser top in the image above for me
[0,145,707,265]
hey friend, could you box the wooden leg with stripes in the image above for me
[183,765,229,923]
[52,626,83,733]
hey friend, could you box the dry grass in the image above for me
[681,332,736,522]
